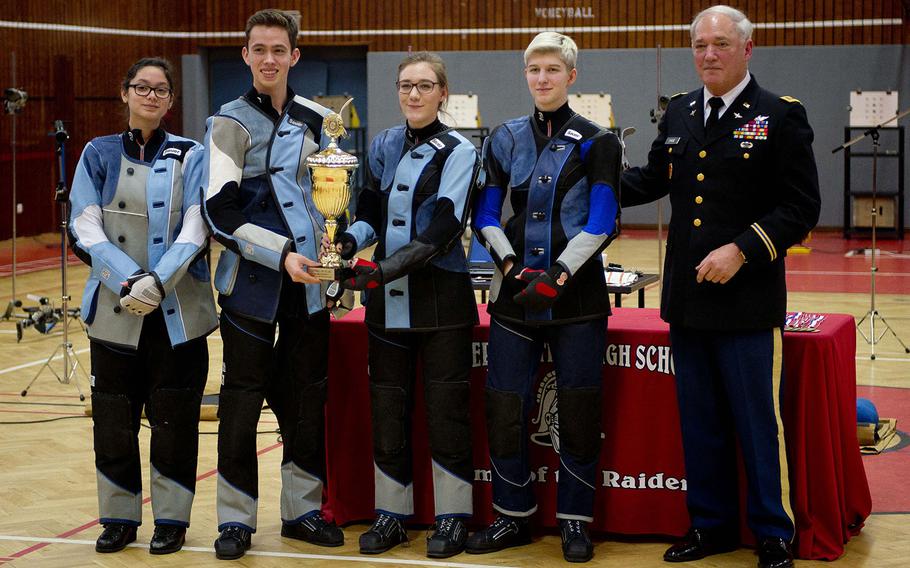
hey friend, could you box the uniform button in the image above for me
[117,235,125,243]
[126,167,134,176]
[696,173,705,181]
[113,306,122,314]
[743,153,750,160]
[118,201,126,209]
[248,274,257,283]
[698,150,707,158]
[259,201,267,209]
[695,196,703,204]
[667,147,673,154]
[693,218,702,227]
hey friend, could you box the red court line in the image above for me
[2,441,284,563]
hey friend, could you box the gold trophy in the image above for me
[306,99,359,280]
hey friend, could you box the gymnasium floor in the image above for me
[0,229,908,567]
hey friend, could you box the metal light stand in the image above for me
[834,107,910,360]
[2,52,26,323]
[20,121,87,400]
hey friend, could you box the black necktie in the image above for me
[705,96,725,134]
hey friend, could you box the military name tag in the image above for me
[666,137,681,145]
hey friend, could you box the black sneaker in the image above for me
[214,526,252,560]
[465,514,531,554]
[560,519,594,563]
[426,517,467,558]
[281,512,344,547]
[359,513,408,554]
[95,523,137,553]
[149,524,186,555]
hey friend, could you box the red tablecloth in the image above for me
[324,307,871,560]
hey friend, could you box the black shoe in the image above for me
[426,517,467,559]
[758,537,794,568]
[560,519,594,563]
[465,514,531,554]
[281,512,344,547]
[663,527,738,562]
[214,526,252,560]
[95,523,137,553]
[149,525,186,555]
[359,513,408,554]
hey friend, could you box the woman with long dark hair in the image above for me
[69,57,217,555]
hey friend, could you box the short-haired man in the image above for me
[467,31,621,563]
[621,6,820,568]
[202,9,343,560]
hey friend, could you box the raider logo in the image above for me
[530,370,560,453]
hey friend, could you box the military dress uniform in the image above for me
[202,88,339,540]
[471,103,621,526]
[338,120,480,556]
[621,75,821,543]
[70,128,217,531]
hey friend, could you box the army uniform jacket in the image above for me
[345,121,481,331]
[70,129,217,348]
[622,76,821,330]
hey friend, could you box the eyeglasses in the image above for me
[128,84,172,99]
[396,80,439,95]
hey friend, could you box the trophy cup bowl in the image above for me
[306,101,359,280]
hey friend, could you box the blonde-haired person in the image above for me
[329,50,481,559]
[69,57,217,555]
[468,32,621,563]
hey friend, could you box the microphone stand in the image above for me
[833,107,910,360]
[20,120,87,400]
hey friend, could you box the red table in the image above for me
[324,307,871,560]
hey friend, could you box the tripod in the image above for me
[834,108,910,360]
[20,121,87,400]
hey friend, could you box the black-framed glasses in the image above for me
[396,80,439,95]
[128,84,172,99]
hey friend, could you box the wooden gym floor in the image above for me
[0,229,908,567]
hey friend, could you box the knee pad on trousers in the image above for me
[370,383,408,456]
[217,390,264,460]
[293,378,327,458]
[485,387,523,459]
[147,388,202,480]
[426,380,472,477]
[557,386,602,462]
[92,392,140,489]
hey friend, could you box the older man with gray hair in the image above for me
[621,5,820,568]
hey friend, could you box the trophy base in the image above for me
[308,265,345,281]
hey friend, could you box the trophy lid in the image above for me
[306,144,359,168]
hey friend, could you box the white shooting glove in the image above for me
[119,273,163,316]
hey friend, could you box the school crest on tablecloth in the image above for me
[733,115,769,140]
